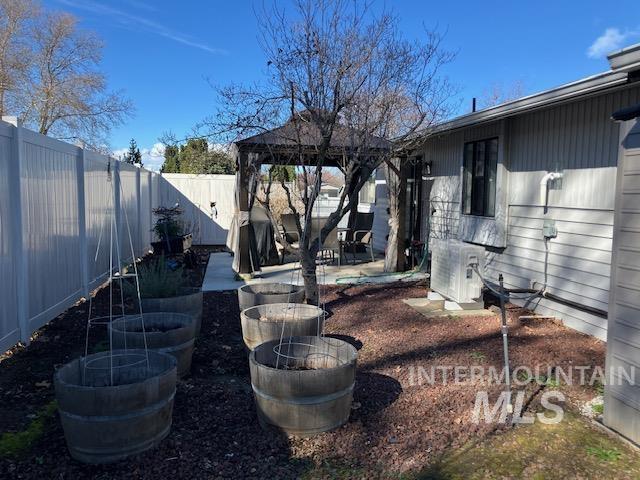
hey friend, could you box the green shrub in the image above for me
[124,256,187,299]
[153,205,184,241]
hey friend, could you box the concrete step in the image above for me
[403,297,494,319]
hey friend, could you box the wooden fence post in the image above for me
[77,148,89,298]
[9,123,29,344]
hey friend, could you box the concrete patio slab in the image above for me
[403,297,494,318]
[202,252,428,292]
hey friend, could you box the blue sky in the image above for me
[48,0,640,170]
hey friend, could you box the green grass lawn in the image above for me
[303,412,640,480]
[417,412,640,480]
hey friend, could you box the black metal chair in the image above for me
[342,212,375,263]
[274,213,300,263]
[313,217,342,266]
[278,213,343,266]
[280,213,300,245]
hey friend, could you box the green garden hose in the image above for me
[335,241,429,285]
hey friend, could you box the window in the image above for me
[462,137,498,217]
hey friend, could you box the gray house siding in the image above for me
[422,85,640,341]
[604,117,640,443]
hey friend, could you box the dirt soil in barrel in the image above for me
[1,251,636,479]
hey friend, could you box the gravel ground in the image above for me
[0,269,607,479]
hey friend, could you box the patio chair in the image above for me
[276,213,300,263]
[279,214,342,265]
[280,213,300,245]
[316,219,342,266]
[342,212,375,263]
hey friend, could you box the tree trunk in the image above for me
[300,248,319,305]
[384,157,407,272]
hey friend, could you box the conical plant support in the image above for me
[54,161,177,463]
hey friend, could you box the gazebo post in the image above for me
[237,149,253,275]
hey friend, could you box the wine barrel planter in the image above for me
[141,288,203,335]
[110,312,196,378]
[249,336,358,436]
[241,303,324,350]
[238,282,305,310]
[54,349,177,464]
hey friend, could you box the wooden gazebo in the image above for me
[226,112,390,276]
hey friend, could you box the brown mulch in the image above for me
[0,267,606,478]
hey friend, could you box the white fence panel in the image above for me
[140,171,152,253]
[0,123,19,353]
[0,120,158,352]
[84,151,112,288]
[20,129,83,333]
[118,163,140,259]
[157,174,236,245]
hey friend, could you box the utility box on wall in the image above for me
[430,239,485,303]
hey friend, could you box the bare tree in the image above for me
[477,80,525,109]
[1,2,133,149]
[212,0,454,303]
[17,11,133,149]
[0,0,37,118]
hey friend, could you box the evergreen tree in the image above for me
[159,138,235,174]
[204,150,235,174]
[178,138,209,173]
[160,144,180,173]
[123,138,142,166]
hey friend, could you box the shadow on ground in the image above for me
[324,333,364,350]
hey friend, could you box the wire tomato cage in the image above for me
[272,176,351,371]
[81,161,150,386]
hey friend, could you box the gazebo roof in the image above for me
[235,111,391,154]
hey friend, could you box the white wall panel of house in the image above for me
[424,131,461,242]
[486,205,614,340]
[0,123,19,353]
[422,85,640,340]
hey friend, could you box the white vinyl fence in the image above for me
[0,121,158,353]
[157,174,236,245]
[0,126,390,352]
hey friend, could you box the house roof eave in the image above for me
[417,70,631,139]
